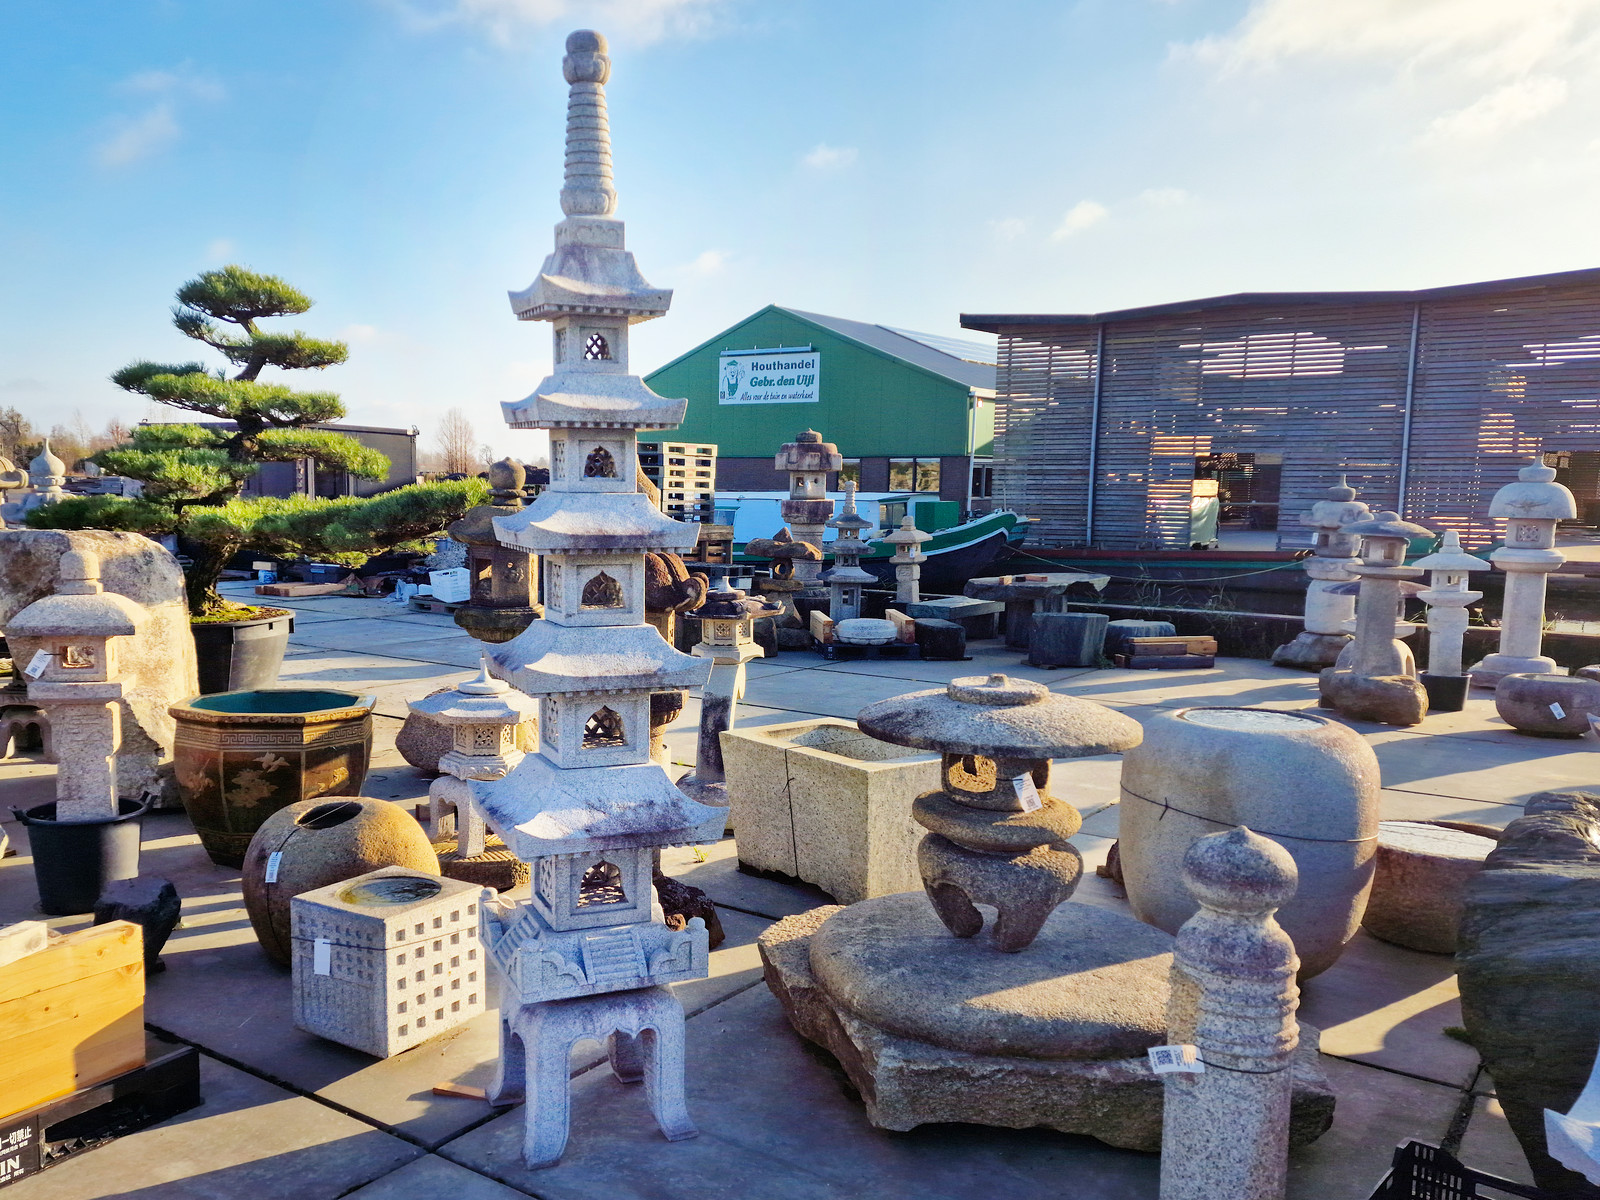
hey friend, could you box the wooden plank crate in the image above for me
[254,582,348,598]
[0,1038,200,1190]
[1116,636,1218,670]
[0,921,145,1124]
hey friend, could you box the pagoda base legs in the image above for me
[490,984,696,1168]
[917,834,1083,953]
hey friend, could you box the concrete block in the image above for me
[913,618,966,661]
[720,719,939,903]
[907,596,1002,640]
[1027,612,1109,668]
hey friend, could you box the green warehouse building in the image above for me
[642,306,998,508]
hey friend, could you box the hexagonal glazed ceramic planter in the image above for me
[170,688,375,867]
[721,718,939,903]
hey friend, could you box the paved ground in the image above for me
[1,581,1588,1199]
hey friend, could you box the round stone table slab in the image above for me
[1361,820,1499,954]
[809,891,1172,1060]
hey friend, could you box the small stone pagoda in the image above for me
[820,481,876,621]
[885,515,931,605]
[776,430,841,590]
[1272,476,1371,669]
[468,29,722,1168]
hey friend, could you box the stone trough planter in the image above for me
[171,688,376,867]
[721,718,939,904]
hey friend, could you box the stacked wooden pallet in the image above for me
[1113,636,1218,670]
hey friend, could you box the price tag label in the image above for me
[1551,702,1567,719]
[313,937,331,975]
[1147,1044,1205,1074]
[264,852,283,883]
[22,650,51,679]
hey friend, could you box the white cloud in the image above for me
[123,66,225,102]
[684,249,729,275]
[383,0,725,45]
[96,104,179,167]
[988,217,1027,241]
[1425,75,1570,142]
[802,143,857,171]
[1050,200,1109,241]
[339,324,384,344]
[205,238,235,261]
[1139,186,1192,208]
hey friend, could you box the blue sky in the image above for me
[6,0,1600,459]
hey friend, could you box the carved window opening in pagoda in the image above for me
[60,644,96,670]
[583,333,611,361]
[583,445,617,478]
[470,725,503,751]
[580,570,624,609]
[947,753,997,794]
[583,706,626,748]
[577,860,627,907]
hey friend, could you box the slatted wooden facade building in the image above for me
[964,267,1600,549]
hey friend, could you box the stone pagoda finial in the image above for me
[560,31,616,218]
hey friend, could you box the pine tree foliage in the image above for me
[32,266,482,616]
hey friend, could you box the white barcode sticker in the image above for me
[264,851,283,883]
[23,650,50,679]
[1148,1044,1205,1074]
[1551,702,1567,719]
[313,937,331,975]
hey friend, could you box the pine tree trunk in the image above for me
[184,539,238,616]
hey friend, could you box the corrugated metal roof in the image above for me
[960,265,1600,332]
[782,308,997,390]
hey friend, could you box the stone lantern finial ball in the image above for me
[1181,827,1298,914]
[563,30,610,84]
[488,457,526,492]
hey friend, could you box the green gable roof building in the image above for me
[643,305,998,508]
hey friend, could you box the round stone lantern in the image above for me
[1318,511,1432,726]
[1413,530,1491,711]
[448,458,542,644]
[1469,457,1578,688]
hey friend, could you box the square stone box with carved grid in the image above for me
[291,867,488,1058]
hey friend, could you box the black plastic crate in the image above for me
[1369,1140,1555,1200]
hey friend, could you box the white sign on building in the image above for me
[718,349,820,405]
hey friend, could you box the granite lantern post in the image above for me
[1318,511,1432,727]
[414,654,539,889]
[676,579,782,809]
[885,516,931,606]
[776,430,842,591]
[469,29,722,1169]
[1272,476,1371,669]
[1413,530,1491,712]
[820,481,876,622]
[1469,457,1578,688]
[8,548,151,913]
[449,458,542,644]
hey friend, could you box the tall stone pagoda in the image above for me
[776,430,842,590]
[471,29,720,1169]
[820,481,875,621]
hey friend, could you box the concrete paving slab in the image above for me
[1455,1094,1537,1185]
[1374,786,1525,829]
[1053,663,1323,712]
[343,1155,536,1200]
[1299,931,1477,1089]
[810,650,1097,688]
[1365,729,1600,806]
[1286,1055,1461,1199]
[739,670,954,720]
[290,619,451,649]
[659,837,836,919]
[4,1046,420,1200]
[440,983,1164,1200]
[362,637,485,670]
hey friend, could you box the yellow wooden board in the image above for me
[0,921,145,1120]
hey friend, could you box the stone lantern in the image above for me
[1414,531,1491,707]
[1272,476,1371,669]
[8,548,147,821]
[448,458,542,644]
[676,579,783,809]
[0,455,30,527]
[776,430,841,590]
[884,516,931,605]
[1318,511,1432,726]
[414,654,539,888]
[1469,457,1578,688]
[468,29,721,1168]
[0,440,69,526]
[820,481,876,621]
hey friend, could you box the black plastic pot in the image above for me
[1420,672,1470,713]
[192,611,295,695]
[14,799,148,916]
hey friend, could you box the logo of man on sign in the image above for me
[720,357,743,401]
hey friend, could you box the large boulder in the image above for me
[1458,788,1600,1197]
[0,530,198,803]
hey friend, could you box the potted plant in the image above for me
[25,266,485,691]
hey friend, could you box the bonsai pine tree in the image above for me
[29,266,486,616]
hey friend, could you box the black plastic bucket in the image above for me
[14,799,149,916]
[192,612,295,695]
[1420,672,1471,713]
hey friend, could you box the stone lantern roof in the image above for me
[698,578,782,622]
[1413,530,1491,574]
[884,516,932,551]
[408,656,537,725]
[29,439,66,485]
[1343,511,1432,545]
[1487,458,1577,521]
[856,673,1143,759]
[827,483,875,536]
[8,549,144,638]
[775,430,842,473]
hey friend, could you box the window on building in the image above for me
[915,460,941,494]
[971,462,994,499]
[839,459,861,487]
[890,458,941,493]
